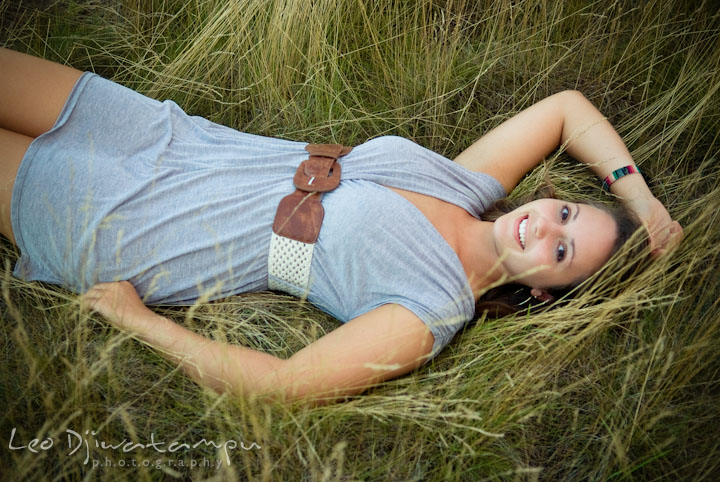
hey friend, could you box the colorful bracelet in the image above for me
[602,165,642,191]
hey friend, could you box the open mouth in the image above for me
[517,215,528,249]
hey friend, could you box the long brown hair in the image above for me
[475,184,648,318]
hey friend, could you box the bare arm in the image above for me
[455,90,682,255]
[80,281,434,405]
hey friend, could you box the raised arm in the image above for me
[80,281,434,405]
[455,90,682,255]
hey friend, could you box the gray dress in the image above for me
[12,73,506,357]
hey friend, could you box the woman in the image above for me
[0,48,682,405]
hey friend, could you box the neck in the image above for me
[454,214,507,301]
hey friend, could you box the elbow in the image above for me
[557,89,588,103]
[247,359,373,407]
[194,352,290,402]
[239,356,290,401]
[229,357,331,406]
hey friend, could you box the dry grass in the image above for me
[1,0,719,480]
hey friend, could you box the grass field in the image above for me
[1,0,719,480]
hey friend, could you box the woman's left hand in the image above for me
[80,281,154,328]
[623,195,683,258]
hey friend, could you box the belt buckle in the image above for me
[293,159,341,192]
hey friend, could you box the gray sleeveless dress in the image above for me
[11,73,506,357]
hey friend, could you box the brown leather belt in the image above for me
[272,143,352,243]
[268,143,353,295]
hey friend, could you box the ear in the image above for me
[530,288,555,303]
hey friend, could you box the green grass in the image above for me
[1,0,719,480]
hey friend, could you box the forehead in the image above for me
[571,203,616,281]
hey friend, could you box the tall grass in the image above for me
[1,0,719,480]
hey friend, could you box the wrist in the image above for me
[614,182,654,202]
[117,309,166,334]
[602,165,641,191]
[604,167,653,200]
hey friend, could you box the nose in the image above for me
[534,215,561,240]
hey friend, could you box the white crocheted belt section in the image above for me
[267,232,315,296]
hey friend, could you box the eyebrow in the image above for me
[570,204,579,264]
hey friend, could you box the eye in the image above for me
[556,243,566,262]
[561,205,570,222]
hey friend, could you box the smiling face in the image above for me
[491,199,617,290]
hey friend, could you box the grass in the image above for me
[1,0,719,480]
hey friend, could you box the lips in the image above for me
[515,215,529,250]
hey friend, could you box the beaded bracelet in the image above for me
[602,165,642,191]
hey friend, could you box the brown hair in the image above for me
[475,184,648,318]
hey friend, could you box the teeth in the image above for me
[518,218,527,249]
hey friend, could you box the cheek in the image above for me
[506,246,553,284]
[527,242,554,265]
[495,216,510,239]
